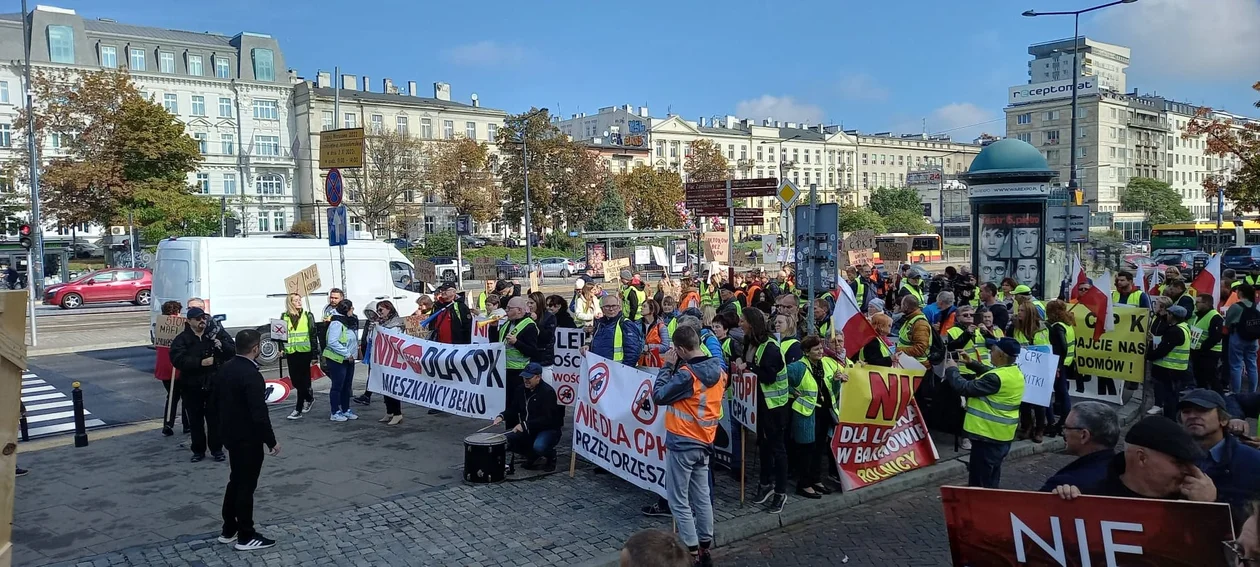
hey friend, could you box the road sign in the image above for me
[777,179,801,208]
[455,214,473,236]
[685,177,778,199]
[691,206,729,216]
[325,168,344,206]
[318,127,365,169]
[794,203,839,291]
[1047,205,1091,243]
[327,206,348,247]
[733,208,763,226]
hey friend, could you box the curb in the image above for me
[575,389,1145,567]
[28,340,151,357]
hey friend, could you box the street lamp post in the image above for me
[518,108,548,273]
[1024,0,1138,208]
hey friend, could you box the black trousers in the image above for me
[222,441,265,541]
[1192,351,1223,393]
[184,385,222,456]
[792,440,819,488]
[757,405,790,493]
[385,396,402,415]
[504,369,524,428]
[287,351,315,413]
[161,379,189,430]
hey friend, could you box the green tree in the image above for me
[885,209,933,234]
[683,139,729,182]
[840,204,887,233]
[868,186,922,218]
[617,165,683,229]
[586,178,628,232]
[496,108,604,236]
[426,137,499,224]
[1183,81,1260,214]
[1120,177,1193,226]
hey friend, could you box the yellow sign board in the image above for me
[776,179,800,208]
[318,128,365,169]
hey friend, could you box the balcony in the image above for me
[1126,117,1170,132]
[1043,139,1060,146]
[736,158,755,170]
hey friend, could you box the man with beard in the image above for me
[170,306,236,462]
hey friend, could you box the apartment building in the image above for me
[1028,37,1129,93]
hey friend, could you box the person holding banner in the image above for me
[158,300,188,436]
[943,337,1026,488]
[282,293,320,421]
[1011,301,1050,443]
[653,325,724,566]
[1148,305,1195,418]
[1112,271,1151,308]
[735,309,791,513]
[1044,300,1077,436]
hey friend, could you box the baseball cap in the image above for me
[985,337,1021,357]
[520,362,543,379]
[1125,416,1205,462]
[1178,388,1227,411]
[720,283,737,292]
[620,269,633,281]
[1167,305,1189,320]
[907,271,923,280]
[186,307,206,320]
[1013,284,1032,295]
[436,282,457,292]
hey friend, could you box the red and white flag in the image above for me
[1145,266,1164,296]
[1069,255,1113,339]
[832,281,878,359]
[1191,252,1223,309]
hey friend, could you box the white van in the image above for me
[150,236,420,363]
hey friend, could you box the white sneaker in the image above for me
[960,438,972,451]
[343,409,359,420]
[1146,406,1163,416]
[330,412,348,422]
[286,410,302,420]
[303,401,313,413]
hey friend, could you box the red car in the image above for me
[44,268,152,309]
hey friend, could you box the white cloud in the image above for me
[1092,0,1260,80]
[733,95,825,124]
[836,73,889,102]
[904,102,1001,142]
[441,41,528,67]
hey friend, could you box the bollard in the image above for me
[71,381,88,447]
[19,413,28,442]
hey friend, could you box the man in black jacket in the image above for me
[493,362,562,471]
[1148,305,1194,417]
[170,307,235,462]
[215,329,280,551]
[1191,294,1225,392]
[431,283,472,345]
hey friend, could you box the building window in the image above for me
[368,114,383,132]
[861,153,867,165]
[254,135,280,157]
[256,173,283,195]
[443,120,454,139]
[258,214,270,233]
[1017,113,1031,125]
[656,140,665,157]
[196,173,210,194]
[100,46,117,68]
[465,121,476,139]
[129,48,145,70]
[726,144,735,159]
[193,133,208,154]
[802,149,809,163]
[163,94,178,113]
[251,48,274,81]
[757,146,764,161]
[272,211,286,233]
[221,133,234,155]
[421,118,432,138]
[424,216,436,234]
[159,52,175,73]
[487,123,497,141]
[223,173,237,195]
[1044,130,1059,144]
[191,95,205,116]
[47,25,74,64]
[0,124,10,147]
[1044,110,1060,121]
[344,113,357,129]
[321,111,334,131]
[218,97,232,118]
[670,141,679,158]
[187,54,203,76]
[396,116,408,135]
[215,57,230,78]
[740,145,748,160]
[252,99,278,120]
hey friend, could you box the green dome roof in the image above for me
[967,138,1052,174]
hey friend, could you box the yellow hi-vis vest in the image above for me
[779,337,799,365]
[499,317,536,370]
[898,313,929,364]
[284,311,312,354]
[1192,310,1223,353]
[1112,289,1145,306]
[901,283,923,303]
[700,281,720,308]
[754,340,790,409]
[622,286,647,320]
[963,365,1025,442]
[946,326,983,376]
[322,326,350,363]
[791,364,818,417]
[1053,321,1076,366]
[1154,322,1192,371]
[819,357,841,422]
[1014,328,1050,348]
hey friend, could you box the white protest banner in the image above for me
[728,371,758,432]
[268,318,288,342]
[1070,374,1124,405]
[712,407,738,470]
[1016,347,1059,407]
[366,326,507,419]
[634,246,651,266]
[549,327,584,406]
[651,246,669,268]
[573,352,668,497]
[471,316,492,344]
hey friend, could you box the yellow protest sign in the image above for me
[1068,304,1149,382]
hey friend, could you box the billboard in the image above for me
[1008,78,1099,105]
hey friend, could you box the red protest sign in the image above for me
[830,364,938,490]
[941,486,1235,566]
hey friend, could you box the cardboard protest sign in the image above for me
[1069,304,1149,382]
[831,364,938,491]
[573,353,668,497]
[603,257,630,282]
[366,326,507,419]
[414,259,436,285]
[548,328,583,406]
[651,246,668,268]
[472,257,497,280]
[702,232,729,263]
[284,264,321,296]
[876,241,908,264]
[154,315,186,348]
[727,371,758,433]
[846,248,873,267]
[1016,348,1059,407]
[1070,374,1124,405]
[529,269,541,293]
[941,486,1234,566]
[843,229,875,252]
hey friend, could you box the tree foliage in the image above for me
[616,165,683,229]
[1183,81,1260,214]
[496,109,604,237]
[868,186,922,218]
[683,138,729,183]
[425,137,499,224]
[342,129,425,238]
[586,178,628,232]
[839,204,887,233]
[884,209,934,234]
[1120,177,1193,226]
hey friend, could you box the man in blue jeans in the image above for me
[493,362,562,471]
[1226,283,1259,393]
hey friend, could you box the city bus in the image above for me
[1149,221,1260,254]
[872,233,943,264]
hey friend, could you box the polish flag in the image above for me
[832,281,878,359]
[1070,255,1114,340]
[1135,263,1149,294]
[1191,252,1223,310]
[1146,266,1164,296]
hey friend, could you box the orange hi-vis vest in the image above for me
[664,365,727,444]
[746,284,762,308]
[639,319,666,368]
[681,291,701,311]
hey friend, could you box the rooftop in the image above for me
[308,86,506,114]
[0,11,244,48]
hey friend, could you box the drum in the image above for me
[463,432,507,484]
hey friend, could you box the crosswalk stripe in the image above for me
[22,385,54,393]
[26,419,106,437]
[20,392,65,402]
[21,373,35,379]
[23,400,73,412]
[26,410,91,424]
[22,379,45,386]
[20,371,106,440]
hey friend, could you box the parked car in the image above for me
[496,258,528,278]
[44,268,152,309]
[1123,254,1159,272]
[383,238,413,250]
[426,256,473,283]
[461,235,487,248]
[538,257,577,278]
[1222,246,1260,272]
[1154,250,1210,280]
[72,242,105,259]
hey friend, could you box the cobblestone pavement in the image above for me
[714,451,1077,567]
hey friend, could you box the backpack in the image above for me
[1237,303,1260,341]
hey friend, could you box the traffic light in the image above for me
[223,217,240,237]
[18,224,32,249]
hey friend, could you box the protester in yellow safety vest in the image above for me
[710,311,743,362]
[775,313,803,365]
[734,309,790,514]
[619,269,647,320]
[784,335,845,500]
[811,298,832,338]
[1045,299,1078,436]
[1011,284,1046,320]
[976,309,1005,365]
[282,292,320,421]
[652,325,725,564]
[476,280,496,315]
[699,272,722,309]
[944,337,1027,488]
[1191,294,1225,392]
[1111,270,1152,308]
[322,299,359,422]
[1148,305,1194,418]
[584,294,645,367]
[897,271,925,305]
[1011,300,1050,443]
[500,297,541,429]
[718,284,744,319]
[945,306,983,377]
[897,295,933,366]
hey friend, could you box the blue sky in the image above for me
[47,0,1260,141]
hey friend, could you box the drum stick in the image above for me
[474,422,497,433]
